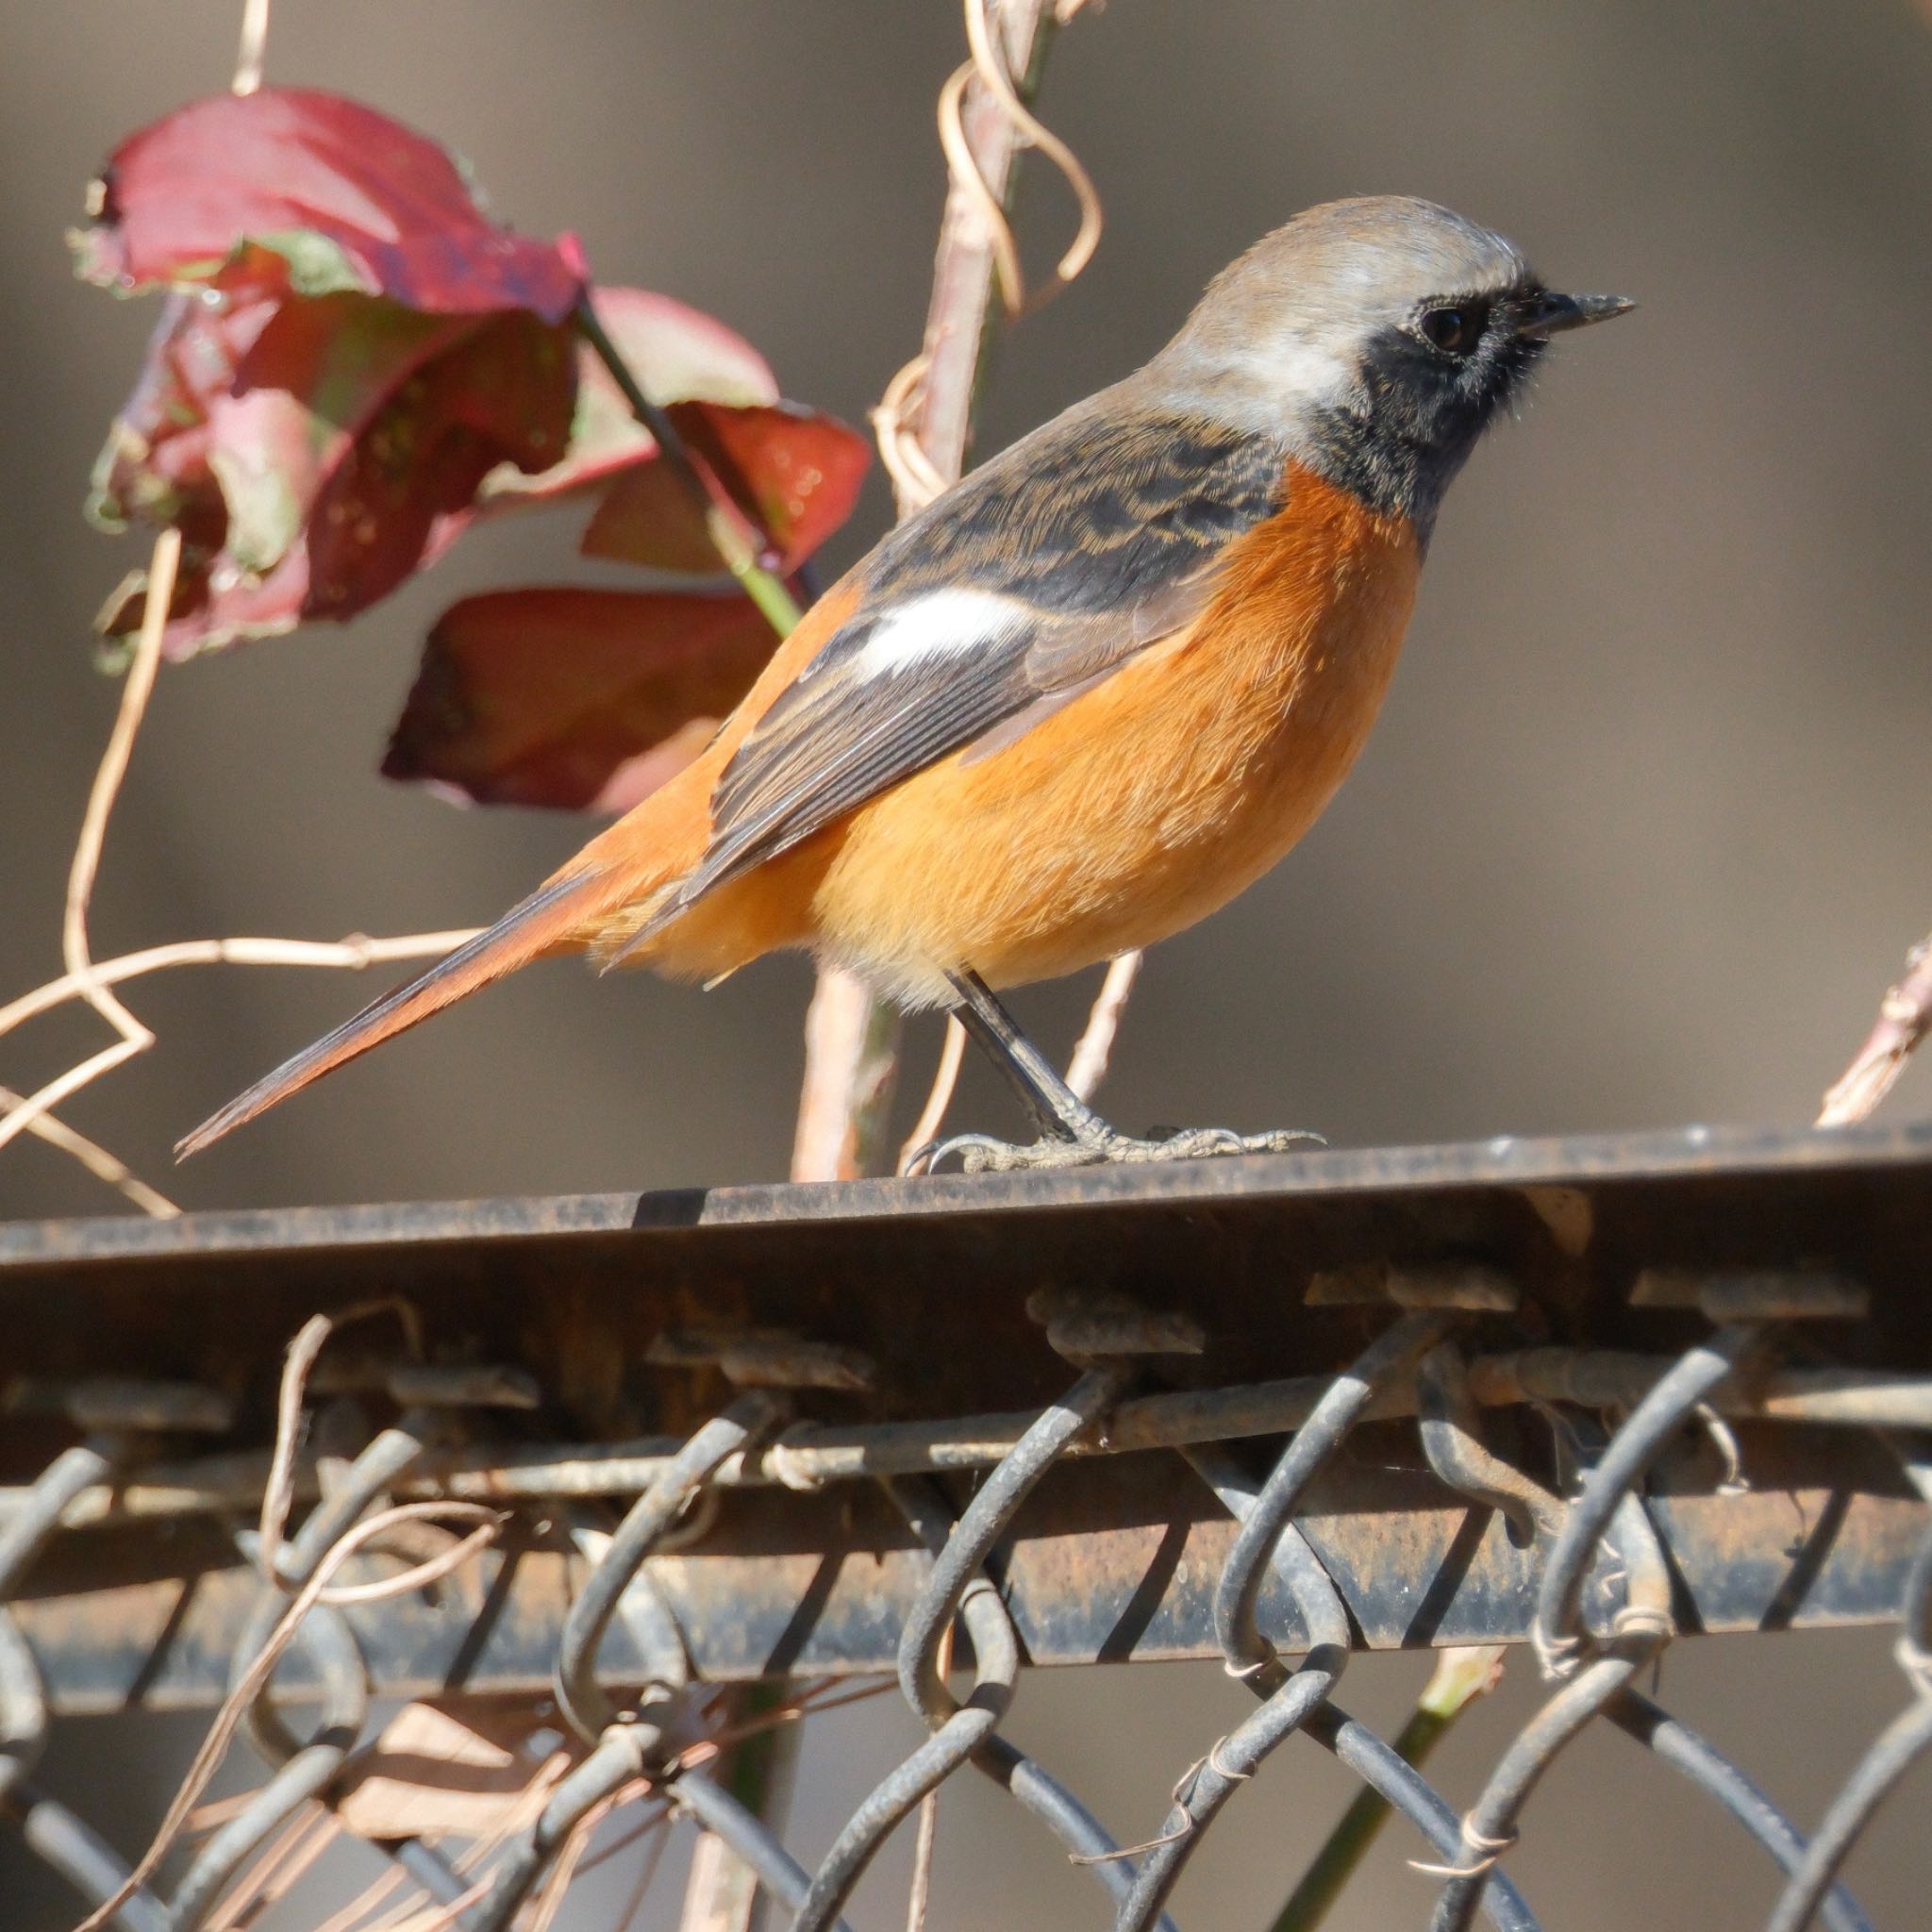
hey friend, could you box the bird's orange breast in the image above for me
[645,464,1422,1003]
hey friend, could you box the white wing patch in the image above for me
[855,588,1032,680]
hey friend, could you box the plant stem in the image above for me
[914,0,1059,480]
[791,973,905,1181]
[571,292,803,640]
[1818,927,1932,1125]
[1268,1646,1505,1932]
[791,0,1071,1185]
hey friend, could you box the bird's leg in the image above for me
[908,970,1322,1175]
[945,969,1112,1145]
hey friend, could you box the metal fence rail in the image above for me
[1,1119,1929,1929]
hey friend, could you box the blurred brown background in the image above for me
[2,2,1928,1927]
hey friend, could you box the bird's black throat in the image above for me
[1305,317,1546,546]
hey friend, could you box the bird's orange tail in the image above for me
[175,861,642,1160]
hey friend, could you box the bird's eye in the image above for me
[1417,304,1485,355]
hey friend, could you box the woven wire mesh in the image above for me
[2,1175,1930,1929]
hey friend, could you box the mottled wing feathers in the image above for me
[646,401,1285,929]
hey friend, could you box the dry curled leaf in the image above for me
[333,1700,575,1840]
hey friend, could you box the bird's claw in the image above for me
[905,1124,1324,1176]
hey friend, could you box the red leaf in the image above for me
[581,400,871,573]
[214,294,479,575]
[305,309,575,618]
[97,543,312,658]
[384,587,779,811]
[74,88,580,320]
[96,294,575,658]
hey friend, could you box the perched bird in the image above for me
[178,196,1631,1174]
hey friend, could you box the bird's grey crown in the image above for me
[1175,197,1529,349]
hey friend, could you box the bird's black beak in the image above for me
[1515,290,1636,339]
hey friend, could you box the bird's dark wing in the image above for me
[649,399,1285,925]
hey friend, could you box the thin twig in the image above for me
[525,1813,595,1932]
[611,1809,675,1928]
[318,1516,497,1607]
[0,1086,179,1216]
[309,1753,574,1932]
[569,1803,671,1885]
[258,1300,422,1591]
[526,1775,654,1932]
[365,1868,498,1932]
[0,929,475,1169]
[670,1683,893,1930]
[957,0,1102,317]
[258,1313,342,1588]
[0,1036,148,1160]
[1818,928,1932,1126]
[870,355,947,509]
[1065,951,1141,1103]
[61,528,177,1050]
[0,929,480,1040]
[898,1017,968,1174]
[202,1805,338,1932]
[0,521,468,1186]
[671,1680,893,1774]
[0,532,187,1174]
[306,1858,411,1932]
[905,0,1067,485]
[232,0,271,94]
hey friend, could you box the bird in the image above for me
[177,195,1632,1174]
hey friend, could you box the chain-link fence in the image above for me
[2,1122,1929,1929]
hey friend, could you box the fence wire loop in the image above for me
[555,1394,781,1746]
[1215,1310,1452,1676]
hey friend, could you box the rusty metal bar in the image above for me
[3,1124,1929,1464]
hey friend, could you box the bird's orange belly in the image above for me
[803,470,1422,1003]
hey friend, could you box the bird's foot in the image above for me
[908,1123,1324,1177]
